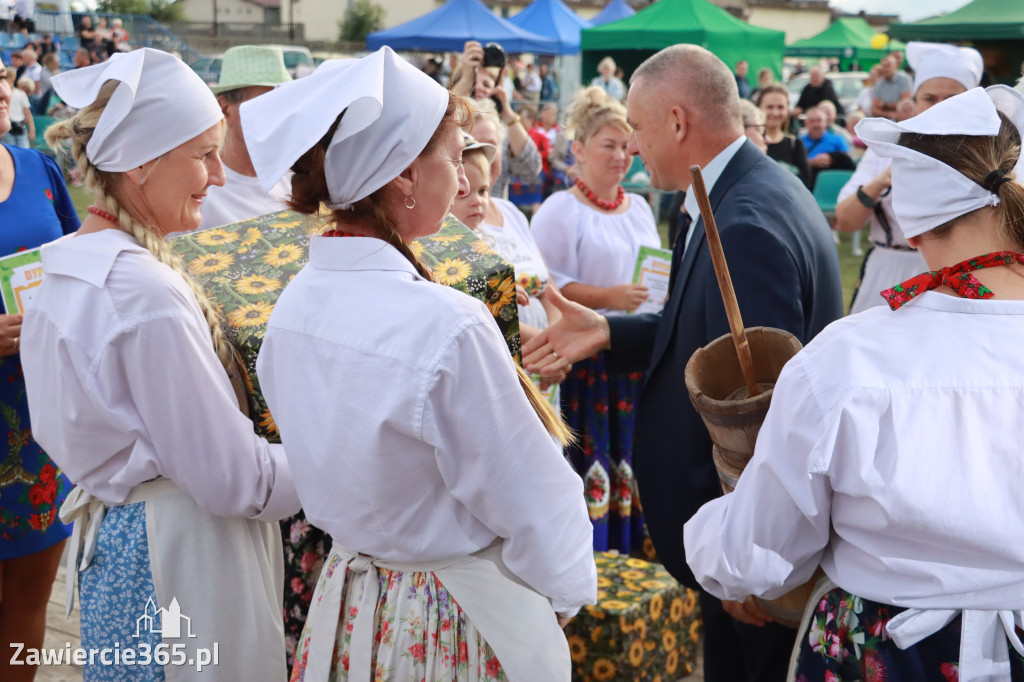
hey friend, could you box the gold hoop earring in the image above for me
[404,195,416,210]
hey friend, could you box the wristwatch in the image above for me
[855,185,877,209]
[505,113,521,126]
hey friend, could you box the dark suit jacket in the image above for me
[607,140,843,587]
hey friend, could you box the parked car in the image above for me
[189,54,223,85]
[264,44,314,78]
[787,71,868,115]
[189,45,314,87]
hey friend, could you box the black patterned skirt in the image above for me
[792,582,1024,681]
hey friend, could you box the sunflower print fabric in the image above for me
[171,211,521,667]
[563,552,700,682]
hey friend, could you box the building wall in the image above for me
[282,0,440,42]
[746,6,831,43]
[182,0,267,23]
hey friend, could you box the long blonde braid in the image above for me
[46,83,240,377]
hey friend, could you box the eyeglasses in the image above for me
[745,124,766,134]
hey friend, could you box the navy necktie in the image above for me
[668,212,692,293]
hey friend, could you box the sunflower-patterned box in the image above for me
[564,553,701,682]
[170,211,521,430]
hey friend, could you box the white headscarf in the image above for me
[240,46,449,210]
[857,85,1024,239]
[50,48,223,172]
[907,42,984,96]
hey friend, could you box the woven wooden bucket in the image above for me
[684,326,812,627]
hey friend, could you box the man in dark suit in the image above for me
[523,44,843,681]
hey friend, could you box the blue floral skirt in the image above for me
[794,586,1024,681]
[79,503,165,681]
[560,352,645,554]
[0,361,72,560]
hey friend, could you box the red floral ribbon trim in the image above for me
[880,251,1024,310]
[322,229,361,238]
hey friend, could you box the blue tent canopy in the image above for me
[507,0,591,55]
[366,0,560,54]
[590,0,636,27]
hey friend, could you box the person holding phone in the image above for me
[451,41,542,200]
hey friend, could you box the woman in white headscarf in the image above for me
[836,42,985,314]
[684,85,1024,681]
[21,48,299,681]
[247,47,595,682]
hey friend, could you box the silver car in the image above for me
[787,71,868,115]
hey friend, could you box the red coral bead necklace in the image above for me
[87,206,120,225]
[575,178,625,211]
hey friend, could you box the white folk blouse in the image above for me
[684,291,1024,678]
[21,229,298,520]
[479,198,551,331]
[256,236,597,614]
[531,191,659,316]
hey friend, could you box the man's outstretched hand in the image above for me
[522,288,611,375]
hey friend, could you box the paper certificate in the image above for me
[0,248,44,315]
[631,245,673,314]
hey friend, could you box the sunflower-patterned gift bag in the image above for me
[563,552,701,681]
[415,215,521,361]
[172,211,521,422]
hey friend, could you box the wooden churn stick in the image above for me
[688,165,760,398]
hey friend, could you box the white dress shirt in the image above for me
[532,191,659,315]
[256,236,596,613]
[837,148,908,248]
[683,135,747,252]
[21,229,298,520]
[685,291,1024,677]
[479,198,551,330]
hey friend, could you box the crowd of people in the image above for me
[1,27,1023,682]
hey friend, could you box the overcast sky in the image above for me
[830,0,972,23]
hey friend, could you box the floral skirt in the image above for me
[793,586,1024,681]
[79,503,166,681]
[561,352,646,554]
[290,566,506,682]
[0,363,73,560]
[282,510,333,669]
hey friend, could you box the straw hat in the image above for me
[211,45,291,95]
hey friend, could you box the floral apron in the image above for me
[293,540,571,682]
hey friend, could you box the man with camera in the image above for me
[451,40,542,200]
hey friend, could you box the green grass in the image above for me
[67,183,91,222]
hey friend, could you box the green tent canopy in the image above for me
[579,0,785,85]
[888,0,1024,85]
[889,0,1024,41]
[786,17,903,70]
